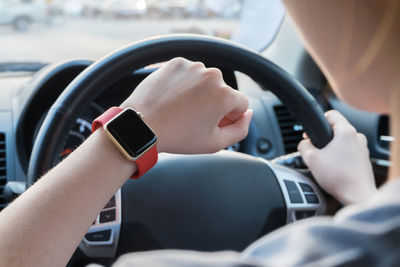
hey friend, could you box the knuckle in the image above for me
[168,57,187,67]
[204,67,224,80]
[236,90,249,106]
[193,61,206,69]
[357,133,368,145]
[326,110,340,117]
[325,110,338,120]
[215,83,231,95]
[218,87,234,106]
[347,127,357,136]
[336,124,357,138]
[348,127,358,137]
[326,110,348,125]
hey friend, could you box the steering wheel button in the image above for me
[283,180,303,203]
[305,194,319,204]
[299,183,314,193]
[99,208,116,223]
[104,195,116,209]
[85,230,111,242]
[295,210,316,220]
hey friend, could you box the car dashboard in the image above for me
[0,58,391,265]
[1,58,391,202]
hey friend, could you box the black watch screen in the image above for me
[105,108,157,159]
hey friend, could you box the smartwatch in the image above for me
[92,107,158,179]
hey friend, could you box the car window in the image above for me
[0,0,285,64]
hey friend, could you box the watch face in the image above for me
[105,109,157,159]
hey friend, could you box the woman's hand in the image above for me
[120,57,252,154]
[298,110,377,205]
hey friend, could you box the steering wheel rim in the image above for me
[27,34,333,255]
[28,34,332,185]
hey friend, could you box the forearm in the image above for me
[0,130,135,266]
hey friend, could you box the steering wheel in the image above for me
[28,35,332,258]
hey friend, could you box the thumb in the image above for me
[217,109,253,148]
[218,110,245,127]
[297,138,318,164]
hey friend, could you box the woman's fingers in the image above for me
[326,110,352,127]
[218,89,249,126]
[217,110,253,148]
[297,138,318,161]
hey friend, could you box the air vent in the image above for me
[0,133,6,211]
[378,115,392,150]
[274,105,304,154]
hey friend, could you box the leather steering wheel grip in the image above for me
[27,34,332,185]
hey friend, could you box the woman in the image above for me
[0,0,399,266]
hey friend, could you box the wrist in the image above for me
[90,130,137,180]
[93,106,159,178]
[118,103,165,153]
[336,184,378,205]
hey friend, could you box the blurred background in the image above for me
[0,0,284,62]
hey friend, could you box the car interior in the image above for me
[0,7,391,267]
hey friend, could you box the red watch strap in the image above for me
[92,107,123,133]
[92,107,158,179]
[131,145,158,179]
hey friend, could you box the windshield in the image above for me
[0,0,284,64]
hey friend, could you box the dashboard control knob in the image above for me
[257,139,271,154]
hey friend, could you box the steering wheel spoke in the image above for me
[79,189,122,258]
[263,159,326,223]
[271,151,307,169]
